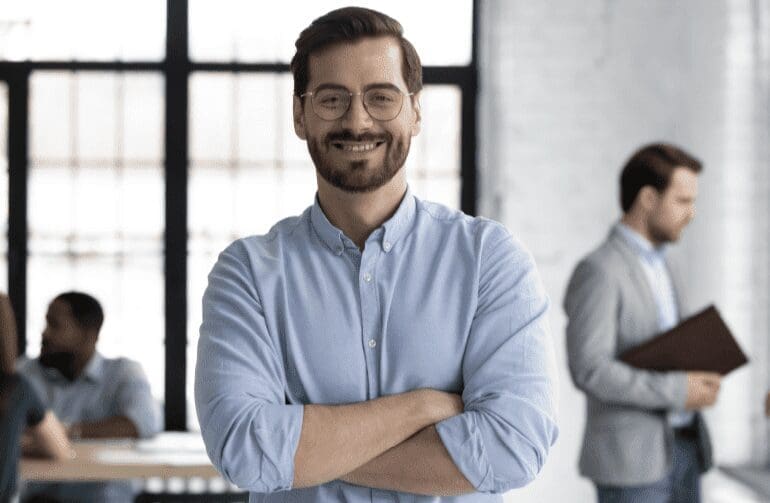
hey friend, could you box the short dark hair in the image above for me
[620,143,703,212]
[290,6,423,97]
[55,291,104,335]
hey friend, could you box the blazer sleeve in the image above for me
[564,257,688,410]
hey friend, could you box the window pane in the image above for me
[190,0,472,66]
[0,0,165,61]
[0,82,7,290]
[405,85,462,209]
[27,71,165,402]
[187,72,461,429]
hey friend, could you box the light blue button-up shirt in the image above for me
[19,352,162,502]
[196,190,559,502]
[615,223,694,426]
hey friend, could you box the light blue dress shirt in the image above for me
[18,352,162,502]
[615,223,694,427]
[196,190,559,502]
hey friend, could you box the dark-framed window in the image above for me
[0,0,479,430]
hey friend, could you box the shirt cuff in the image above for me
[435,412,493,492]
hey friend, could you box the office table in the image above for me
[21,432,221,481]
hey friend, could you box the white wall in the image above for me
[477,1,770,501]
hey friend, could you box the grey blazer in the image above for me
[564,226,712,486]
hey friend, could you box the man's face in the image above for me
[41,299,85,357]
[293,36,421,193]
[647,167,699,244]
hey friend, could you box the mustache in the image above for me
[325,130,391,143]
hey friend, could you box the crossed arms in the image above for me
[195,236,558,496]
[294,389,472,495]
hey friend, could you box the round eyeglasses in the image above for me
[300,87,414,122]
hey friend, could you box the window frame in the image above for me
[0,0,479,430]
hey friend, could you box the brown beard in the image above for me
[308,130,410,193]
[648,219,685,245]
[39,351,78,381]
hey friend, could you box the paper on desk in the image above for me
[94,449,212,466]
[135,432,208,453]
[94,433,212,466]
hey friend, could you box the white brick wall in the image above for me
[477,1,770,500]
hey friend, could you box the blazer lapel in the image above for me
[664,255,688,319]
[607,227,658,322]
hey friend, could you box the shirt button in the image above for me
[363,272,372,283]
[383,241,392,252]
[368,339,377,348]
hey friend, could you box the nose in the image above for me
[340,94,373,131]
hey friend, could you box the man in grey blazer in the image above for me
[564,143,721,503]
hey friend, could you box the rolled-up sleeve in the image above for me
[195,240,304,493]
[435,230,559,494]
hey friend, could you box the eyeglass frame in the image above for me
[298,84,416,122]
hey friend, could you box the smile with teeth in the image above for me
[332,141,385,152]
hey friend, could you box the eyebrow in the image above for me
[311,82,405,93]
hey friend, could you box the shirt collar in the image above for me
[615,222,667,261]
[39,351,104,384]
[310,187,417,255]
[380,187,416,253]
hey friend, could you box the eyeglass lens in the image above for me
[312,88,404,121]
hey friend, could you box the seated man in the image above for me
[18,291,162,503]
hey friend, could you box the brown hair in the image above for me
[54,291,104,336]
[0,295,18,374]
[620,143,703,212]
[290,6,423,97]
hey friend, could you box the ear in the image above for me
[409,93,421,137]
[82,327,98,344]
[293,96,307,140]
[638,185,660,211]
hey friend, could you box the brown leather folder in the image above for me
[619,305,748,375]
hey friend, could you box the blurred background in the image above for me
[0,0,767,501]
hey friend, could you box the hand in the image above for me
[685,371,721,410]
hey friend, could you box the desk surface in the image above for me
[21,433,221,481]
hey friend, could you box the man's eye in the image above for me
[318,95,343,107]
[369,93,396,105]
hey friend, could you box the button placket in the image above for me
[358,249,381,398]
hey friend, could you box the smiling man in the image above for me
[195,7,558,502]
[564,143,719,503]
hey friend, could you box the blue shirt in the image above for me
[615,223,693,426]
[196,190,559,502]
[19,352,162,502]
